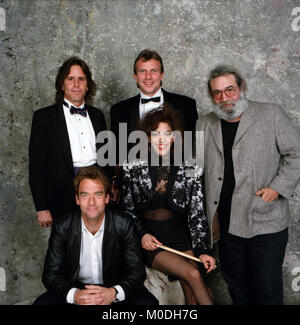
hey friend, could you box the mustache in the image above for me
[212,93,248,120]
[218,102,236,112]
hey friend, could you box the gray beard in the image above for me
[212,92,248,121]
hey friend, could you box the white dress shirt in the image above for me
[139,88,164,119]
[63,98,97,167]
[66,217,125,304]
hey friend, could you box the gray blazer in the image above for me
[196,100,300,244]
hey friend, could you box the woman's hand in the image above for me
[141,234,162,251]
[199,254,216,273]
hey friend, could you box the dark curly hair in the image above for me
[55,56,97,105]
[137,103,184,137]
[136,104,185,163]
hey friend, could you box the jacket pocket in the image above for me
[251,196,286,234]
[252,195,275,215]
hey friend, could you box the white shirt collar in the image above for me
[139,88,162,99]
[63,98,85,109]
[81,216,105,237]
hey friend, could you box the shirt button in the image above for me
[214,201,218,205]
[218,177,222,181]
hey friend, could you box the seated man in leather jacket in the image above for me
[33,165,158,305]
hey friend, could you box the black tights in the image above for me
[151,250,214,305]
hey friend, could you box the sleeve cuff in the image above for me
[66,287,78,304]
[113,285,125,302]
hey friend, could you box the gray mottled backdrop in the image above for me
[0,0,299,304]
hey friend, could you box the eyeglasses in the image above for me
[211,86,238,100]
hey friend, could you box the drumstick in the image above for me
[154,243,204,264]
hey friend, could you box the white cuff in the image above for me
[66,287,78,304]
[114,285,125,302]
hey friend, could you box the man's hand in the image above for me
[37,210,53,228]
[74,285,116,305]
[256,187,279,202]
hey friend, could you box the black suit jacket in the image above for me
[29,103,106,218]
[41,206,146,301]
[110,88,198,162]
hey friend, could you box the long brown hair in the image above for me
[55,56,97,105]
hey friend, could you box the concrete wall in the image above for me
[0,0,299,305]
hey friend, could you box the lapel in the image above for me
[233,101,257,147]
[128,95,140,133]
[87,105,101,135]
[168,164,180,192]
[162,88,170,103]
[209,115,224,155]
[101,207,114,281]
[54,103,74,173]
[69,208,82,280]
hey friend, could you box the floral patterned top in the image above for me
[120,160,210,256]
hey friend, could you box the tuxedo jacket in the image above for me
[42,206,146,301]
[110,88,198,161]
[29,103,106,219]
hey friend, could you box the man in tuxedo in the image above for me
[29,57,106,228]
[33,166,158,305]
[110,49,198,168]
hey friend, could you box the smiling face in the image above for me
[134,59,164,97]
[75,178,109,224]
[150,122,174,157]
[62,64,88,106]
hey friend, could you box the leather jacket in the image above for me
[42,205,146,301]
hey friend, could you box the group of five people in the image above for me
[29,49,300,305]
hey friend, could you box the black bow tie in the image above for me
[141,97,161,104]
[63,100,87,117]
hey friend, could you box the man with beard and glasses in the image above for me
[196,65,300,305]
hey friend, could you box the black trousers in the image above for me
[33,284,158,305]
[218,228,288,305]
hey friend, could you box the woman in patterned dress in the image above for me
[120,104,215,305]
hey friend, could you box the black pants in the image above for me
[33,284,158,305]
[218,228,288,305]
